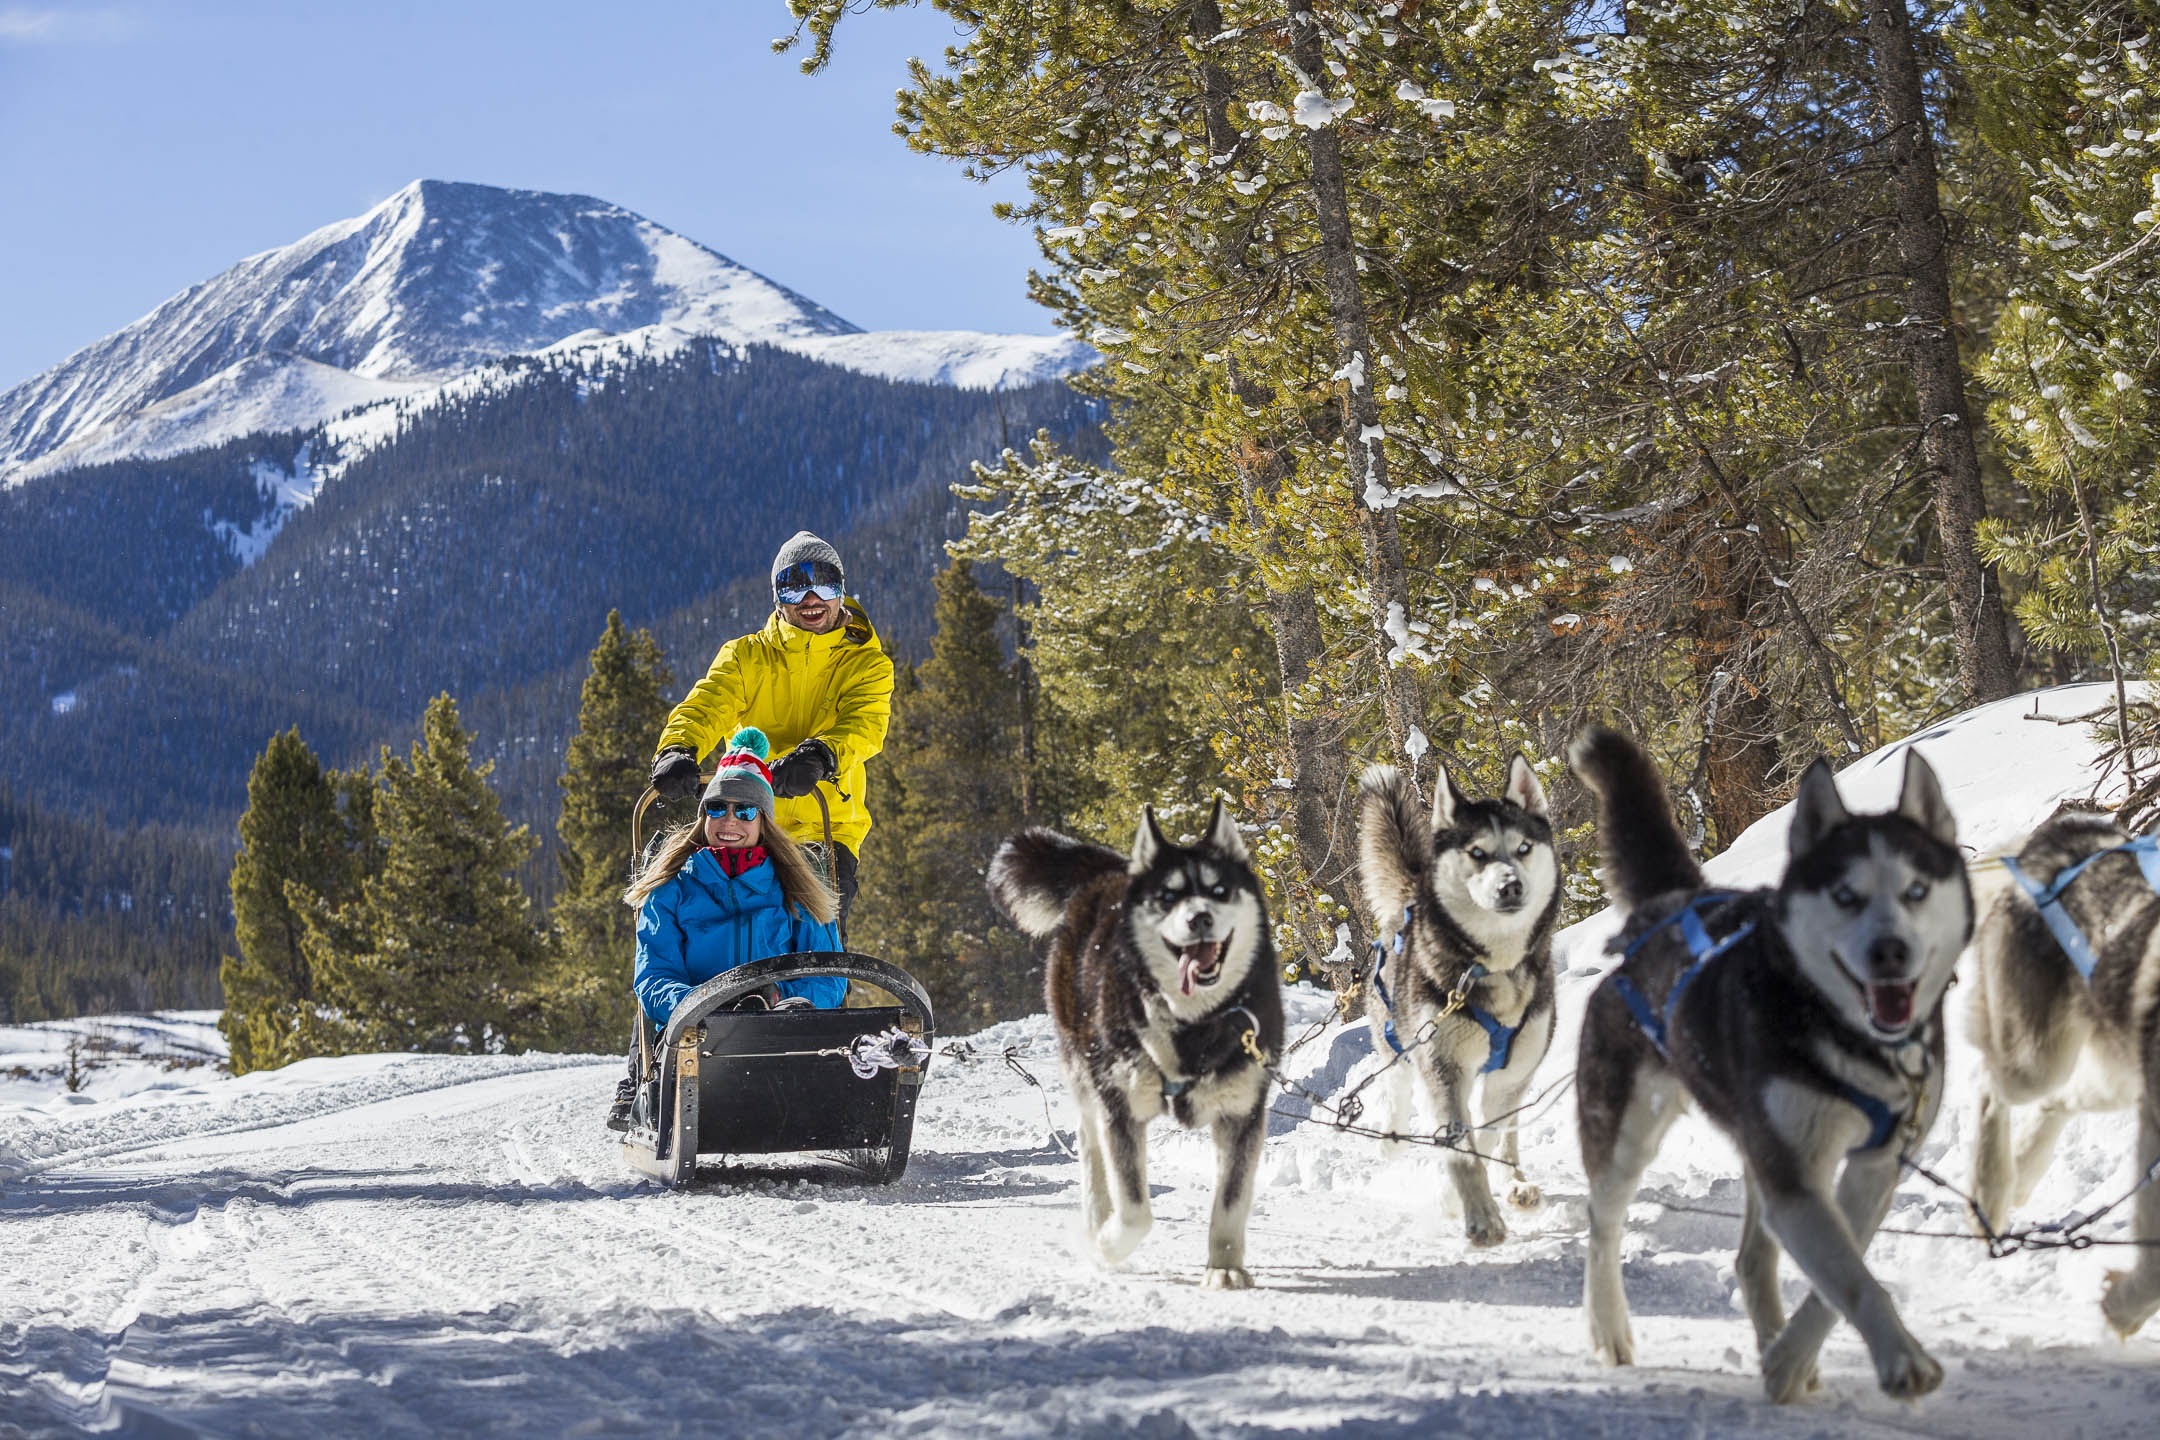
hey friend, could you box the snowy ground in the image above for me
[0,1014,224,1110]
[2,686,2155,1437]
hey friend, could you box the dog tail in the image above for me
[1567,724,1701,907]
[987,827,1128,938]
[1357,763,1429,922]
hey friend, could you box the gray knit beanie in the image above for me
[771,531,844,592]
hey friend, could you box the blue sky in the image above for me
[0,2,1047,389]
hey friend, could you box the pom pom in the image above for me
[726,726,770,761]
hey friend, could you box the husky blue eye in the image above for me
[1903,880,1929,903]
[1832,884,1862,909]
[1468,846,1487,862]
[1516,840,1533,857]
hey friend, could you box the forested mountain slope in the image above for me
[1,343,1097,832]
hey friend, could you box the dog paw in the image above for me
[1506,1179,1542,1211]
[1094,1213,1151,1267]
[1464,1210,1508,1248]
[2101,1268,2160,1338]
[1875,1342,1943,1401]
[1203,1266,1253,1291]
[1760,1337,1820,1405]
[1588,1327,1634,1368]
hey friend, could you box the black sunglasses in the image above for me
[702,802,763,822]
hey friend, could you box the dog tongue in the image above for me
[1868,981,1916,1032]
[1178,941,1224,996]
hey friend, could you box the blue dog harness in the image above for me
[2000,833,2160,982]
[1606,891,1755,1058]
[1368,905,1523,1073]
[1607,890,1916,1153]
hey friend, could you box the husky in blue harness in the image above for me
[1968,808,2160,1339]
[989,799,1283,1291]
[1357,756,1560,1249]
[1570,726,1971,1406]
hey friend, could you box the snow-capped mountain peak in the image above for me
[0,180,1088,481]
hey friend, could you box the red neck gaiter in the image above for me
[708,845,769,878]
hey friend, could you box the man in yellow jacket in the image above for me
[649,531,893,932]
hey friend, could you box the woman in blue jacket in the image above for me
[624,726,845,1029]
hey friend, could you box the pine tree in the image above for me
[792,0,2048,917]
[314,695,545,1053]
[955,438,1269,848]
[218,729,375,1074]
[544,611,674,1051]
[853,562,1032,1028]
[1963,0,2160,808]
[849,658,920,958]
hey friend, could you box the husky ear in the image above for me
[1431,766,1465,830]
[1788,758,1850,859]
[1505,754,1549,818]
[1130,806,1168,874]
[1202,796,1248,863]
[1896,749,1957,848]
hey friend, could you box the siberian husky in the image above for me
[1570,726,1971,1403]
[1356,759,1560,1246]
[988,799,1284,1288]
[1967,808,2160,1337]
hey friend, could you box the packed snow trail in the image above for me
[1,686,2156,1437]
[1,1001,2153,1439]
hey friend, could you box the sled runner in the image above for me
[619,951,935,1188]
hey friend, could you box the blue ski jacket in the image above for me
[634,848,845,1026]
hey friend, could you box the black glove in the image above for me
[770,737,838,799]
[650,746,702,801]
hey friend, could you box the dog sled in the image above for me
[620,784,936,1187]
[618,949,935,1187]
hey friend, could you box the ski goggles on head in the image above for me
[774,560,844,606]
[702,801,763,822]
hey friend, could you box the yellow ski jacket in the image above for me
[656,601,894,853]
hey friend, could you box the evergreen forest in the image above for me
[780,0,2160,980]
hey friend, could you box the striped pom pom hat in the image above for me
[699,727,776,818]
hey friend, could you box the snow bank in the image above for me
[0,1011,224,1110]
[1704,683,2133,885]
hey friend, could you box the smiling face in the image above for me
[1126,801,1266,1011]
[703,804,763,849]
[1776,752,1972,1039]
[778,594,842,633]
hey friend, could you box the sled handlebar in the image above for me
[655,951,936,1059]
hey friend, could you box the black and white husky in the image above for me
[1967,808,2160,1338]
[988,799,1284,1288]
[1356,759,1559,1246]
[1570,726,1971,1404]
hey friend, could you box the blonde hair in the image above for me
[623,813,840,928]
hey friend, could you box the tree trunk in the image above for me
[1188,0,1240,152]
[1197,2,1370,975]
[1286,0,1422,767]
[1224,377,1372,970]
[1010,573,1036,821]
[1867,0,2018,703]
[1691,527,1780,850]
[1266,581,1369,975]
